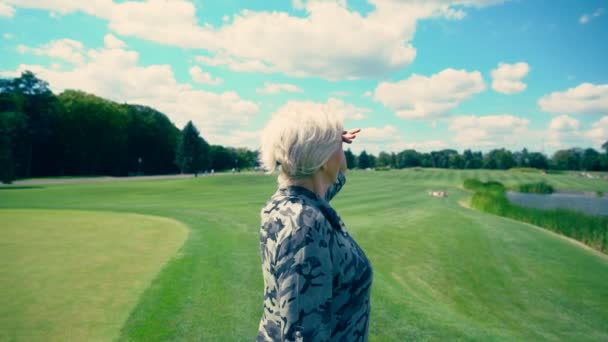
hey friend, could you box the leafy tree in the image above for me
[528,152,549,169]
[581,148,602,171]
[126,104,180,175]
[357,150,370,169]
[449,153,464,169]
[513,148,530,168]
[390,152,397,169]
[2,71,56,177]
[368,153,376,168]
[233,147,258,170]
[552,148,582,170]
[56,90,128,176]
[483,148,515,170]
[429,149,458,168]
[462,149,482,169]
[175,121,208,174]
[209,145,234,171]
[397,149,420,168]
[344,148,356,169]
[0,111,28,183]
[376,151,392,167]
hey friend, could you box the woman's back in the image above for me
[257,177,373,341]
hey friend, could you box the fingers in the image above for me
[342,128,361,134]
[341,128,361,144]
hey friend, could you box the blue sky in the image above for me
[1,0,607,155]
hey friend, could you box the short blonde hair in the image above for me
[258,103,344,187]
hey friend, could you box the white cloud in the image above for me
[363,90,372,97]
[195,54,276,74]
[292,0,305,10]
[548,114,580,131]
[340,124,399,155]
[358,125,399,143]
[4,35,259,145]
[256,82,302,94]
[104,33,126,49]
[387,140,448,153]
[274,97,369,122]
[585,116,608,148]
[3,33,13,39]
[538,83,608,115]
[374,68,486,119]
[207,129,262,150]
[449,114,529,148]
[189,66,222,85]
[5,0,505,80]
[330,91,349,97]
[579,8,604,24]
[546,115,583,150]
[0,2,15,17]
[490,62,529,94]
[17,38,85,65]
[339,124,448,154]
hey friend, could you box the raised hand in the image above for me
[342,128,361,144]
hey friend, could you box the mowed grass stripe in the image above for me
[0,209,189,342]
[1,169,607,341]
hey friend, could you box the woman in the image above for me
[256,107,373,341]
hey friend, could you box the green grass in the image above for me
[0,169,607,341]
[0,209,188,342]
[464,179,608,253]
[514,181,554,194]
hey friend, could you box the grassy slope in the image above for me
[0,169,607,341]
[0,209,188,342]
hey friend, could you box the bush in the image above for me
[463,178,483,191]
[516,182,554,194]
[375,166,391,171]
[508,167,545,173]
[464,179,608,254]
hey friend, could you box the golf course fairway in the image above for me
[0,169,606,341]
[0,209,189,342]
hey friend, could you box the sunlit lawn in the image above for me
[0,169,607,341]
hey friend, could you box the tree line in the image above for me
[348,146,608,171]
[1,71,607,184]
[0,71,257,183]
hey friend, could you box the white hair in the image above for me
[258,103,344,187]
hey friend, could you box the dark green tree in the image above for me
[10,71,56,177]
[376,151,392,167]
[397,149,420,168]
[581,148,602,171]
[344,148,356,169]
[368,153,376,168]
[175,121,208,174]
[357,150,370,169]
[462,149,483,169]
[0,111,28,183]
[209,145,235,171]
[390,152,397,169]
[125,104,180,175]
[483,148,515,170]
[528,152,549,169]
[552,148,582,170]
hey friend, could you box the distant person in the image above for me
[256,107,371,341]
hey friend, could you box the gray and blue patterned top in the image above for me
[257,171,373,341]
